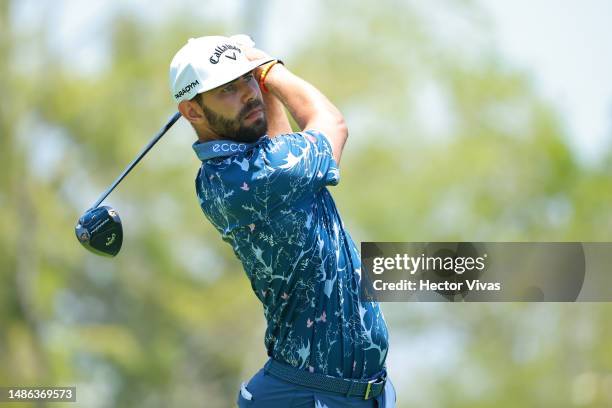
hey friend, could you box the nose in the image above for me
[240,77,259,105]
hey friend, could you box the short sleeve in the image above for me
[303,130,341,187]
[267,129,338,185]
[259,130,340,209]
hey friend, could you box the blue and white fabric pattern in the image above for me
[193,130,389,379]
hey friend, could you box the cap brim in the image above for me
[205,57,275,93]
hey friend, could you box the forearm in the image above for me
[264,65,339,130]
[262,91,292,138]
[262,64,348,164]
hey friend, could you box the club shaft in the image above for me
[89,111,182,210]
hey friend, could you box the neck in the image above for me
[195,126,224,143]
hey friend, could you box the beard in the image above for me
[201,99,268,143]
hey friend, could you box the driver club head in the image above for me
[75,205,123,257]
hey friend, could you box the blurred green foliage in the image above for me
[1,1,611,407]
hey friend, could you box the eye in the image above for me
[221,83,236,93]
[244,73,255,82]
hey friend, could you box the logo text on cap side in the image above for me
[175,80,200,100]
[209,44,242,64]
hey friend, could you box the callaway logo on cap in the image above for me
[169,35,274,103]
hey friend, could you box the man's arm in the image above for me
[258,63,348,165]
[262,91,292,138]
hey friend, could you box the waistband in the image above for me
[264,359,387,400]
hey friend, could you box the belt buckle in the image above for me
[364,377,386,400]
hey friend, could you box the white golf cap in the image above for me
[169,35,274,103]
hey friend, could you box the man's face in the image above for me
[198,71,267,143]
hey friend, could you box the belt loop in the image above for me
[365,382,372,400]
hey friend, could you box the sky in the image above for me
[11,0,612,167]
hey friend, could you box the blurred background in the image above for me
[1,0,612,406]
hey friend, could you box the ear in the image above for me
[178,99,208,126]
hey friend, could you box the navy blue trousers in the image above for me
[236,365,396,407]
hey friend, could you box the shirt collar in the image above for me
[192,136,265,161]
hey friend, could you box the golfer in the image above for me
[169,35,395,407]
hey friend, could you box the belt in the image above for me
[264,359,386,400]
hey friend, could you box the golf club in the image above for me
[75,111,182,257]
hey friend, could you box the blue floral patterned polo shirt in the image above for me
[193,130,389,379]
